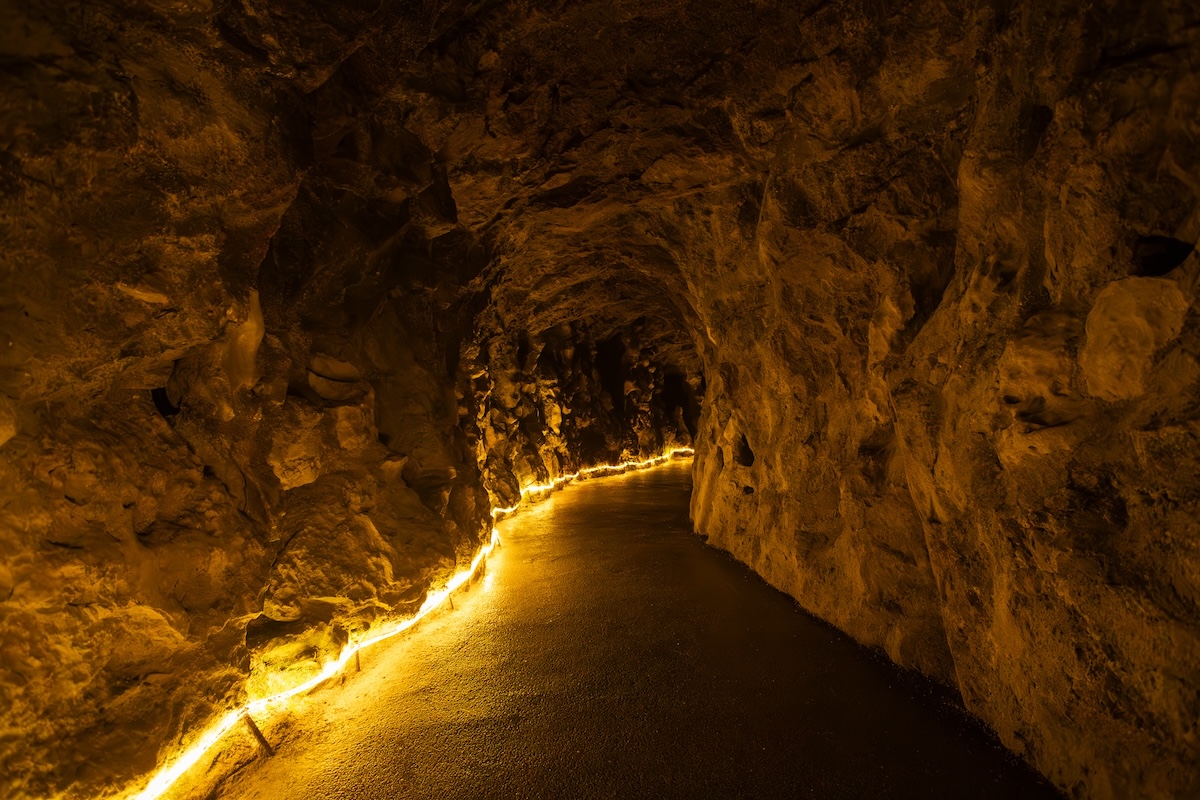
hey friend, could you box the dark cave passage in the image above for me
[2,1,1199,799]
[211,462,1059,800]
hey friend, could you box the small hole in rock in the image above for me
[735,433,755,467]
[150,387,179,418]
[1133,235,1194,276]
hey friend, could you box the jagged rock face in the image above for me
[468,320,698,507]
[2,0,1199,798]
[0,3,492,796]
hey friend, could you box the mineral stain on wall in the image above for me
[1,1,1198,798]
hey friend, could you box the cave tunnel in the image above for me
[1,0,1199,798]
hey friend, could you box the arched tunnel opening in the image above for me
[2,1,1199,799]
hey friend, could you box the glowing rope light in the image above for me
[113,447,694,800]
[491,447,695,518]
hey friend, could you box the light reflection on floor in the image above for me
[196,461,1059,800]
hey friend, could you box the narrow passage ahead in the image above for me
[220,461,1059,799]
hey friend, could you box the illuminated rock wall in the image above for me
[467,321,698,509]
[0,5,494,795]
[680,6,1200,798]
[2,1,1199,798]
[0,9,695,796]
[0,9,492,796]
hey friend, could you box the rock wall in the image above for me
[468,320,698,508]
[0,4,496,796]
[0,7,694,797]
[683,4,1200,797]
[2,0,1199,798]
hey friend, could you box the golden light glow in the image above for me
[491,447,695,518]
[114,447,694,800]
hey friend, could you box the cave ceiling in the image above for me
[248,0,783,373]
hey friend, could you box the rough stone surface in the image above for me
[2,1,1199,798]
[467,319,697,508]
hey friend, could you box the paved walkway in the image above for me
[219,461,1059,799]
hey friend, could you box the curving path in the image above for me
[216,460,1060,800]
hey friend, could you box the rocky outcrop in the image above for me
[2,0,1198,798]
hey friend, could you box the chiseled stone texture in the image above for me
[680,6,1200,798]
[2,0,1199,798]
[443,1,1200,795]
[0,3,493,796]
[467,319,698,509]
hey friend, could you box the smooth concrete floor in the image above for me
[220,460,1061,800]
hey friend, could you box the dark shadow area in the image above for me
[594,335,628,419]
[1133,234,1194,276]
